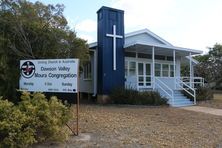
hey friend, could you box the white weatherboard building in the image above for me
[79,6,204,107]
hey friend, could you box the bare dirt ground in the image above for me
[198,93,222,109]
[36,104,222,148]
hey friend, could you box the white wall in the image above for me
[79,51,94,93]
[125,33,165,46]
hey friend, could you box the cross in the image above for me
[106,25,123,70]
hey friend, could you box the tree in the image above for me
[194,44,222,89]
[0,0,89,100]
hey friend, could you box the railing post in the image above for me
[194,90,196,105]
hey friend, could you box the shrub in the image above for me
[0,98,36,147]
[110,87,167,105]
[182,86,213,101]
[196,87,213,101]
[0,92,72,147]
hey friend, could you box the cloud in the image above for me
[111,0,222,53]
[76,19,97,32]
[77,33,95,43]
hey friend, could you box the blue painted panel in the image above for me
[97,6,125,94]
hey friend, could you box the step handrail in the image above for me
[180,77,205,87]
[176,78,196,104]
[155,78,174,103]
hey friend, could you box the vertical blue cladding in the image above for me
[97,6,125,94]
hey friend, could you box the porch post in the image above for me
[152,46,155,90]
[173,50,176,89]
[189,52,192,87]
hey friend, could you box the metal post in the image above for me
[173,50,176,89]
[189,52,192,87]
[152,46,155,90]
[76,92,79,135]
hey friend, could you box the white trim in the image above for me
[124,41,203,54]
[173,50,176,89]
[189,52,192,87]
[185,56,199,64]
[152,46,155,90]
[89,42,97,48]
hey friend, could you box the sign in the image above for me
[19,59,79,93]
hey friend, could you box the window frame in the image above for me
[83,62,92,80]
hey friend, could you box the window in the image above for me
[170,65,174,77]
[155,55,165,60]
[125,61,128,77]
[138,53,151,59]
[155,63,161,77]
[125,61,136,76]
[129,61,136,76]
[125,52,136,57]
[162,64,169,77]
[83,62,92,80]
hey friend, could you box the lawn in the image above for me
[37,104,222,148]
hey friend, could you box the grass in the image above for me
[35,105,222,147]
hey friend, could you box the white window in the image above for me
[155,63,161,77]
[83,62,91,80]
[170,65,174,77]
[125,61,128,77]
[129,61,136,76]
[125,61,136,76]
[162,64,169,77]
[154,63,175,77]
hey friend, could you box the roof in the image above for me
[89,28,203,55]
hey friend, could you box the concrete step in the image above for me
[171,103,194,107]
[156,88,194,107]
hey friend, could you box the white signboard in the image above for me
[19,59,79,93]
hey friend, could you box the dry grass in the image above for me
[37,105,222,148]
[198,93,222,109]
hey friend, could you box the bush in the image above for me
[0,98,36,147]
[182,86,213,101]
[110,87,167,105]
[196,87,213,101]
[0,92,71,147]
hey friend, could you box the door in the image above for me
[138,62,151,88]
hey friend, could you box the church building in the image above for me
[79,6,204,107]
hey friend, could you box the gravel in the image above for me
[35,104,222,147]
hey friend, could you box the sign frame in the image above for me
[19,58,80,136]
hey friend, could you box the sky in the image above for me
[30,0,222,54]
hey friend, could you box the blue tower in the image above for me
[97,6,125,99]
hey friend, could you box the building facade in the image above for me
[79,6,204,107]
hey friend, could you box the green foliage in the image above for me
[0,98,36,147]
[194,44,222,89]
[110,87,167,105]
[0,92,71,147]
[0,0,89,100]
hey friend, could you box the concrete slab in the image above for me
[181,106,222,116]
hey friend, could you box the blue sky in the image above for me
[30,0,222,53]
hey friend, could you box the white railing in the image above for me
[155,77,174,104]
[181,77,204,88]
[176,78,196,105]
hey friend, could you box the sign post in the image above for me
[20,58,80,135]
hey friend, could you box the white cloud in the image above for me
[76,19,97,32]
[111,0,222,53]
[77,34,95,43]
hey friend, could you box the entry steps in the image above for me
[158,89,194,107]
